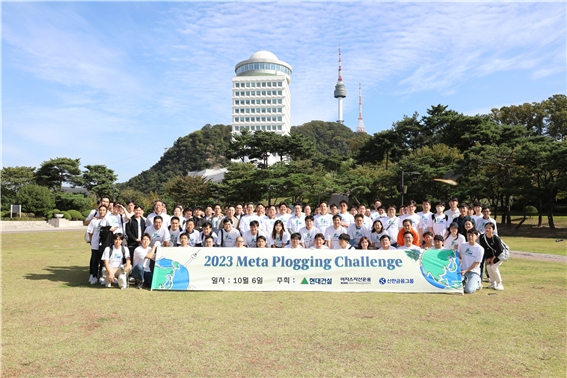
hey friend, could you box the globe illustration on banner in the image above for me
[418,249,462,289]
[153,258,190,290]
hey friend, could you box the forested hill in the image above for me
[120,121,362,194]
[119,124,233,193]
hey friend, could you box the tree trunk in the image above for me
[506,194,512,226]
[537,198,543,227]
[548,189,556,229]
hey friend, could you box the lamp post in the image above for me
[401,171,421,208]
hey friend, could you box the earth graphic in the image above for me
[151,258,190,290]
[417,249,462,289]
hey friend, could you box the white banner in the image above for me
[150,247,463,293]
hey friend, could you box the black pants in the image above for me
[89,249,103,277]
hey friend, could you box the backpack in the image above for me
[431,214,449,222]
[483,234,510,262]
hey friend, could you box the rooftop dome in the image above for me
[249,50,279,61]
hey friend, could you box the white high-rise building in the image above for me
[231,51,292,135]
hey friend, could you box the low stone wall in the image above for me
[1,220,84,229]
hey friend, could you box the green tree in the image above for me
[0,166,36,210]
[76,164,118,198]
[53,192,92,213]
[164,175,212,207]
[35,157,81,191]
[15,184,55,217]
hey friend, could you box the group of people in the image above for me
[84,196,506,294]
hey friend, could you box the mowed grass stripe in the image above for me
[2,231,566,377]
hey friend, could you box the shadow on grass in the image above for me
[24,265,90,287]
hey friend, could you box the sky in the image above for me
[2,1,566,182]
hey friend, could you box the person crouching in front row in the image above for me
[101,233,132,289]
[458,229,484,294]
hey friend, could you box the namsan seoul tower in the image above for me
[333,47,346,124]
[356,82,366,133]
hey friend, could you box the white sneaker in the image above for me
[99,278,106,285]
[88,274,94,283]
[494,283,504,291]
[105,282,112,288]
[89,276,98,285]
[488,282,496,289]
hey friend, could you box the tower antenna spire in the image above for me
[356,82,366,133]
[333,45,346,124]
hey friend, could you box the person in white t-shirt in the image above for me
[325,215,347,249]
[444,222,466,250]
[168,216,182,247]
[357,204,373,229]
[417,199,433,239]
[146,200,171,229]
[179,218,201,247]
[101,234,131,289]
[383,205,401,245]
[287,203,306,233]
[284,233,304,249]
[310,233,329,250]
[256,235,268,248]
[217,218,241,247]
[368,219,388,249]
[444,197,460,221]
[198,222,218,246]
[87,204,108,284]
[458,230,484,294]
[370,198,383,220]
[347,214,370,247]
[428,201,450,237]
[379,235,397,250]
[399,200,421,231]
[269,219,290,248]
[242,220,267,248]
[314,201,333,231]
[338,200,355,227]
[84,196,110,226]
[476,206,498,235]
[145,216,170,247]
[131,233,156,289]
[276,202,292,224]
[299,215,321,249]
[471,202,484,229]
[263,205,278,235]
[239,202,259,234]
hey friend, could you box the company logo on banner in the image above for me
[150,248,463,293]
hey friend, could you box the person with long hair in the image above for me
[369,219,387,249]
[358,236,372,250]
[270,220,290,248]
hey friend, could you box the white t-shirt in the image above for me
[458,243,484,275]
[262,216,278,235]
[269,231,290,248]
[476,217,498,235]
[346,224,370,246]
[400,213,421,230]
[87,218,103,250]
[199,231,218,246]
[444,208,460,221]
[145,226,169,247]
[339,212,355,227]
[102,245,130,269]
[314,214,333,230]
[287,214,306,233]
[383,217,400,241]
[368,231,388,247]
[179,229,200,247]
[325,225,347,249]
[309,245,329,250]
[216,228,241,247]
[298,226,322,249]
[146,212,171,229]
[284,244,304,249]
[379,246,398,250]
[417,211,433,231]
[168,227,181,246]
[428,213,449,237]
[242,230,268,248]
[100,214,120,234]
[444,233,466,250]
[239,214,261,234]
[133,246,152,272]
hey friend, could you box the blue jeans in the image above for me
[463,271,481,294]
[131,264,153,287]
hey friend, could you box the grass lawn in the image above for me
[2,231,566,377]
[504,236,567,256]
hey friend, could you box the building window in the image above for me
[278,82,282,87]
[278,125,282,131]
[262,82,266,87]
[251,82,255,87]
[240,92,245,96]
[261,91,266,96]
[251,108,255,113]
[235,126,239,131]
[262,117,266,122]
[278,90,282,95]
[256,91,260,96]
[235,92,239,96]
[278,99,282,104]
[245,108,250,113]
[272,108,277,113]
[246,117,250,122]
[240,117,244,122]
[235,83,240,88]
[262,108,266,113]
[257,108,261,113]
[246,82,250,87]
[267,108,271,113]
[246,91,250,96]
[278,107,282,112]
[267,125,271,131]
[234,117,238,122]
[278,117,282,121]
[267,99,271,104]
[267,82,272,87]
[245,100,249,105]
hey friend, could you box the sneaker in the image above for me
[88,274,94,283]
[135,280,143,289]
[488,282,496,289]
[99,277,106,285]
[129,277,135,283]
[89,276,98,285]
[494,283,504,291]
[105,283,112,288]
